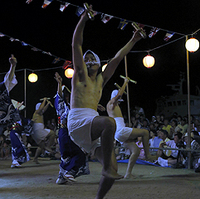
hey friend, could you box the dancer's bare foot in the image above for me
[102,168,124,180]
[146,155,157,162]
[124,173,136,179]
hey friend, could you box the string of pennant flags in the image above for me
[0,0,196,72]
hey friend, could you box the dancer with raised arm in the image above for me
[107,77,155,179]
[68,3,144,199]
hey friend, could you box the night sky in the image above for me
[0,0,200,121]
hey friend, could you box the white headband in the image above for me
[83,49,101,67]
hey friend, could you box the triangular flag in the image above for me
[10,37,18,42]
[21,41,28,46]
[31,47,40,51]
[0,33,5,37]
[118,19,129,30]
[148,27,160,38]
[52,57,60,64]
[26,0,33,4]
[60,2,70,12]
[62,60,72,69]
[42,0,53,9]
[101,13,113,23]
[42,51,52,56]
[164,32,175,41]
[76,7,85,17]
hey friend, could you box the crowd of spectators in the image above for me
[115,109,200,172]
[1,106,200,172]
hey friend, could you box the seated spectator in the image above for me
[156,132,184,167]
[0,140,11,159]
[156,129,171,158]
[176,117,188,134]
[182,132,200,172]
[141,118,150,131]
[149,130,158,156]
[169,119,178,139]
[162,119,172,137]
[152,130,163,153]
[136,137,145,160]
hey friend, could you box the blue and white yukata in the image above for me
[10,127,30,166]
[54,93,89,179]
[0,67,21,135]
[0,67,29,167]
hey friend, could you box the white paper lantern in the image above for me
[143,55,155,68]
[28,73,38,83]
[65,68,74,78]
[185,37,199,52]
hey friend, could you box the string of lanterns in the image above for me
[142,36,199,68]
[27,36,199,83]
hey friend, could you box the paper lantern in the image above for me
[65,68,74,78]
[143,55,155,68]
[28,73,38,83]
[185,37,199,52]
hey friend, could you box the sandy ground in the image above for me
[1,158,200,199]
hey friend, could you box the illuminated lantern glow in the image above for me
[28,73,38,83]
[185,37,199,52]
[65,68,74,78]
[143,55,155,68]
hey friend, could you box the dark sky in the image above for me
[0,0,200,121]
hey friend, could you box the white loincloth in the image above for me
[68,108,101,155]
[32,123,50,144]
[114,117,132,143]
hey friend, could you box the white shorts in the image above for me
[114,117,132,143]
[68,108,101,155]
[32,123,50,144]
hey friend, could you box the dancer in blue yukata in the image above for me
[0,54,29,167]
[54,72,89,184]
[10,121,30,168]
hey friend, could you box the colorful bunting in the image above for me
[52,57,61,64]
[62,60,72,69]
[0,1,184,69]
[31,47,40,51]
[9,38,19,42]
[101,13,113,23]
[148,27,160,38]
[118,19,129,30]
[42,0,53,9]
[26,0,33,4]
[76,7,85,17]
[164,32,175,41]
[42,51,52,56]
[0,33,5,37]
[60,2,70,12]
[21,41,28,46]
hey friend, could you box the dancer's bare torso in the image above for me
[70,74,103,111]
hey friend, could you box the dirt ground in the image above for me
[1,158,200,199]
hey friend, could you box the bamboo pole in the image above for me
[124,55,131,127]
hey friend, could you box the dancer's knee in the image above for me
[102,117,116,132]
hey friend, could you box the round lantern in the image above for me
[143,55,155,68]
[65,68,74,78]
[185,37,199,52]
[28,73,38,83]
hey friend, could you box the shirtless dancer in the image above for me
[107,78,155,179]
[67,5,144,199]
[32,98,55,164]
